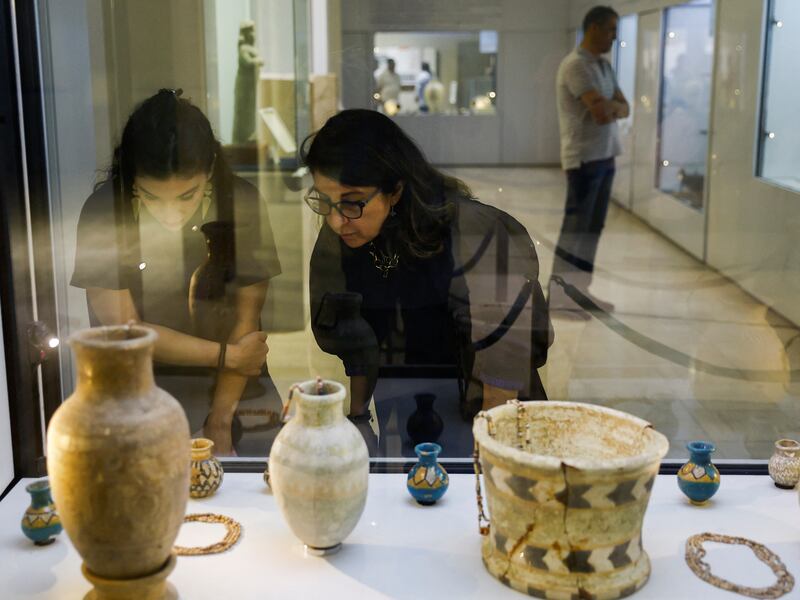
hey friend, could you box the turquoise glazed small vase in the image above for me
[21,479,62,545]
[407,443,449,505]
[677,441,720,505]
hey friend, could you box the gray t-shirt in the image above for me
[556,46,622,170]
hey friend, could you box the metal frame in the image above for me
[0,0,61,478]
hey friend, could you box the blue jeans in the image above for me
[551,157,615,288]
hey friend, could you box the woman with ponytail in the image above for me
[71,89,281,454]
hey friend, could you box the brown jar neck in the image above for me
[72,342,155,400]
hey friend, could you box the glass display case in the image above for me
[758,0,800,192]
[0,0,797,485]
[372,31,497,116]
[611,13,638,208]
[655,0,714,210]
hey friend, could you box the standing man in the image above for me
[550,5,629,318]
[415,62,432,113]
[375,58,402,111]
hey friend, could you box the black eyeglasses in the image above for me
[304,187,380,219]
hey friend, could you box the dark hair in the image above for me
[387,59,395,68]
[301,109,472,259]
[421,62,430,72]
[98,89,233,218]
[582,5,618,32]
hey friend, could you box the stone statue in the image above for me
[232,20,263,144]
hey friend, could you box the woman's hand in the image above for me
[204,417,237,457]
[226,331,269,376]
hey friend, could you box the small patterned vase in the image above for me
[768,439,800,489]
[21,478,62,545]
[190,438,224,498]
[677,441,720,505]
[407,443,449,505]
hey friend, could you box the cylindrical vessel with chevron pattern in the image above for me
[473,401,668,600]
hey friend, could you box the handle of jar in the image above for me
[282,384,301,422]
[473,440,491,536]
[508,399,531,450]
[475,410,496,437]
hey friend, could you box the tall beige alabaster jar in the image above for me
[269,379,369,554]
[474,401,668,600]
[47,326,190,596]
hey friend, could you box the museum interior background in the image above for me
[2,0,800,489]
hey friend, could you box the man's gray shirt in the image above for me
[556,46,622,170]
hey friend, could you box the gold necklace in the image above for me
[368,242,398,278]
[174,513,242,556]
[685,532,794,599]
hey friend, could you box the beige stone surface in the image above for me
[269,380,369,550]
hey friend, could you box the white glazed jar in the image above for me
[768,439,800,489]
[269,379,369,554]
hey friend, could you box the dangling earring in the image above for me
[131,183,141,222]
[202,179,214,220]
[390,205,396,217]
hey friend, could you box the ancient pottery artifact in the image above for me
[768,439,800,489]
[406,393,444,445]
[47,325,190,600]
[20,479,62,545]
[677,441,721,504]
[190,438,224,498]
[189,221,237,343]
[269,379,368,555]
[407,442,449,505]
[473,401,668,600]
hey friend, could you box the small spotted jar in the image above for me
[190,438,224,498]
[768,439,800,490]
[473,400,668,600]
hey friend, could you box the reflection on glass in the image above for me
[303,110,552,456]
[70,91,283,457]
[656,0,714,210]
[373,31,497,115]
[30,0,800,465]
[759,0,800,192]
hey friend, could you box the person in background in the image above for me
[375,58,402,109]
[302,110,553,450]
[550,5,629,319]
[415,62,432,113]
[71,89,282,455]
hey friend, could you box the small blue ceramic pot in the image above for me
[677,441,720,505]
[21,479,62,545]
[407,442,449,505]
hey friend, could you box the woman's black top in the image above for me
[309,191,553,400]
[71,176,281,335]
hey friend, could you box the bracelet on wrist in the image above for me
[217,342,227,371]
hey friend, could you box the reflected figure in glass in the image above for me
[551,6,629,319]
[303,109,553,455]
[71,89,282,456]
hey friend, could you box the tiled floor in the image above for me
[446,167,800,459]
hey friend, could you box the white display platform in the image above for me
[1,474,799,599]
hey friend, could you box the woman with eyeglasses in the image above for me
[302,109,553,446]
[71,90,282,455]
